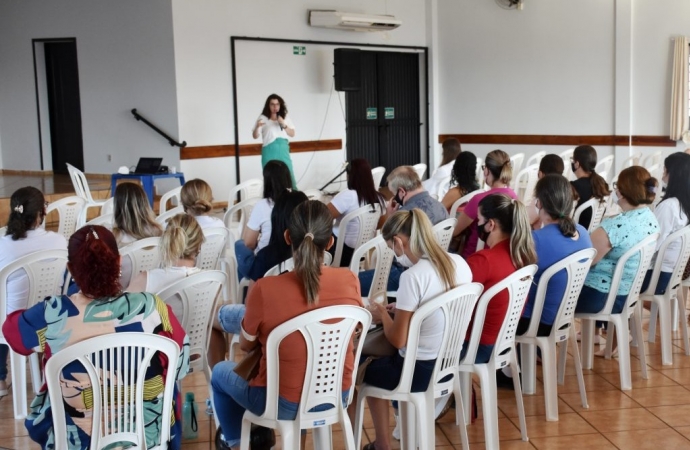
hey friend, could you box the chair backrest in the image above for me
[371,166,386,189]
[45,196,87,240]
[261,306,372,424]
[510,153,525,180]
[120,237,162,285]
[412,163,427,180]
[432,218,457,251]
[332,204,382,267]
[66,163,97,203]
[621,152,641,168]
[514,164,539,204]
[435,175,452,200]
[155,206,184,227]
[641,150,662,169]
[100,197,115,216]
[156,270,226,373]
[643,226,690,302]
[463,265,538,369]
[349,235,396,306]
[45,333,180,450]
[263,252,333,278]
[223,197,260,237]
[476,157,485,187]
[572,197,608,232]
[450,188,484,217]
[525,151,546,168]
[0,249,68,322]
[228,178,263,205]
[159,186,182,215]
[197,227,229,270]
[527,248,597,341]
[84,213,114,230]
[559,148,575,180]
[595,155,615,183]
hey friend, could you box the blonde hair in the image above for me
[288,200,333,305]
[382,209,458,291]
[181,179,214,216]
[477,194,536,268]
[485,149,513,186]
[113,182,163,241]
[159,213,205,267]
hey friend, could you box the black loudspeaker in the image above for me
[334,48,361,91]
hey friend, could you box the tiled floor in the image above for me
[4,320,690,449]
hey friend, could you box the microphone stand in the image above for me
[319,166,348,191]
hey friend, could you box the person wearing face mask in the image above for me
[452,149,517,258]
[527,154,565,229]
[462,194,537,364]
[569,145,611,229]
[353,208,471,450]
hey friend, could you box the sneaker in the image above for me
[392,412,401,440]
[576,331,605,345]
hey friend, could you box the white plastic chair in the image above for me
[432,218,457,251]
[263,253,333,278]
[45,333,180,450]
[332,204,381,268]
[525,151,546,168]
[412,163,427,180]
[84,213,114,230]
[100,197,115,216]
[621,152,642,168]
[595,155,615,183]
[44,196,86,240]
[228,178,263,205]
[0,249,68,419]
[517,248,597,421]
[560,148,575,180]
[223,197,260,238]
[576,233,658,390]
[371,166,386,190]
[476,157,485,188]
[197,227,230,270]
[159,186,182,215]
[66,163,107,225]
[239,305,372,450]
[573,197,608,232]
[349,235,396,306]
[155,206,184,227]
[641,150,663,169]
[642,226,690,365]
[458,265,538,449]
[353,283,484,450]
[450,189,484,218]
[119,237,162,288]
[514,164,539,204]
[510,153,525,180]
[434,175,453,201]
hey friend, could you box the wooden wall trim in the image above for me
[437,134,677,147]
[180,139,343,160]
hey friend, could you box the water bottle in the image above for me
[182,392,198,439]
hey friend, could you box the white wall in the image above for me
[0,0,179,174]
[172,0,428,198]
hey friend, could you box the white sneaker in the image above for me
[576,331,605,345]
[392,412,401,440]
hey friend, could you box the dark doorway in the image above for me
[35,39,84,174]
[345,51,421,182]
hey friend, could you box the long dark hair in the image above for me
[266,190,309,263]
[262,160,292,203]
[261,93,287,118]
[534,175,576,237]
[7,186,45,241]
[450,151,479,195]
[440,138,462,166]
[572,145,610,200]
[660,152,690,219]
[347,158,385,209]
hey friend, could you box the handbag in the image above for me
[232,347,262,381]
[361,325,397,357]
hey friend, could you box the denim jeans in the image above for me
[640,270,672,296]
[0,344,8,381]
[235,240,255,281]
[358,263,405,297]
[218,304,246,335]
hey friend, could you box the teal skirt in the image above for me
[262,138,297,189]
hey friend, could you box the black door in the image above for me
[345,51,420,183]
[44,41,84,174]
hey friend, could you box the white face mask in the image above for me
[393,239,414,268]
[611,190,620,205]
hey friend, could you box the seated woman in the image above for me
[212,200,363,450]
[641,152,690,295]
[181,178,224,229]
[242,160,292,253]
[463,194,537,363]
[126,213,205,320]
[452,149,517,258]
[527,154,565,228]
[112,182,163,247]
[0,186,67,396]
[441,150,480,214]
[327,158,385,267]
[355,208,472,450]
[2,225,189,450]
[235,190,307,281]
[570,145,610,229]
[575,166,659,354]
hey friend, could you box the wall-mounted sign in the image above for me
[366,107,377,120]
[385,107,395,119]
[293,45,306,55]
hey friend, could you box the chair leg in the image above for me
[540,341,559,421]
[340,414,357,450]
[677,293,690,356]
[648,303,658,343]
[452,375,470,450]
[569,327,589,409]
[239,418,252,450]
[672,296,679,332]
[510,352,529,441]
[557,337,568,385]
[581,319,595,370]
[10,352,27,419]
[313,425,333,450]
[400,401,416,450]
[604,322,614,359]
[460,372,472,426]
[477,366,501,449]
[29,353,42,395]
[614,318,632,390]
[353,391,368,450]
[631,311,649,379]
[657,296,673,365]
[520,342,537,395]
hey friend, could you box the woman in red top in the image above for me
[463,194,537,363]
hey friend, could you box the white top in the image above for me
[146,266,201,322]
[194,215,225,229]
[0,228,67,314]
[422,162,453,198]
[652,197,689,272]
[115,232,138,248]
[246,198,273,252]
[396,254,472,360]
[330,189,364,248]
[255,114,295,147]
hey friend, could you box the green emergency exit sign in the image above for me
[293,46,306,55]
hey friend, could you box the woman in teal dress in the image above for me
[252,93,298,189]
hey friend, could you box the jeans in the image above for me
[0,344,8,381]
[235,240,255,281]
[575,285,627,315]
[358,263,405,297]
[640,270,672,296]
[218,304,246,335]
[460,342,494,364]
[212,361,349,447]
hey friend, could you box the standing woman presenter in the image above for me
[253,93,298,189]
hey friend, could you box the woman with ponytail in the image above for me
[0,186,66,396]
[2,225,189,450]
[181,178,224,229]
[452,149,517,258]
[570,145,611,229]
[212,200,362,450]
[358,208,472,450]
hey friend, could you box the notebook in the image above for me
[133,157,163,174]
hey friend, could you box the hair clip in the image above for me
[304,232,314,240]
[89,227,99,240]
[647,185,658,194]
[13,205,23,214]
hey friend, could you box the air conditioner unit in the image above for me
[309,10,402,32]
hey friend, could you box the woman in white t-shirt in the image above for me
[242,160,292,253]
[327,158,385,267]
[112,182,162,247]
[0,187,67,395]
[354,208,472,450]
[422,137,462,198]
[181,178,224,229]
[252,94,297,189]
